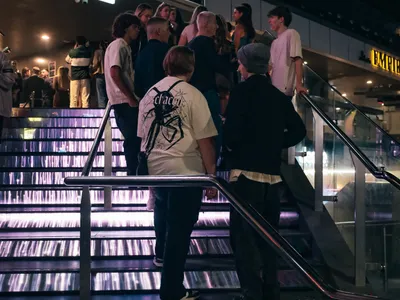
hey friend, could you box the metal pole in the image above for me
[288,146,296,165]
[312,111,324,212]
[383,226,388,292]
[104,119,112,209]
[351,152,366,287]
[80,187,92,300]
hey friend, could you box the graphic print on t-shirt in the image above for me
[142,80,187,154]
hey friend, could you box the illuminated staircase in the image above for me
[0,109,323,299]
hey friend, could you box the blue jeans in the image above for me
[113,103,141,175]
[96,74,108,108]
[202,89,222,160]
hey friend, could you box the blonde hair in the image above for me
[57,67,70,90]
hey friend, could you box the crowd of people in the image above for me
[0,2,308,300]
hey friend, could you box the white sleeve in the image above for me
[107,43,123,69]
[289,30,303,59]
[190,90,218,140]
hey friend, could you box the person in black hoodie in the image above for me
[223,43,306,300]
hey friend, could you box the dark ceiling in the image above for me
[0,0,170,59]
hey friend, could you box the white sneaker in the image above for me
[153,257,164,268]
[180,290,200,299]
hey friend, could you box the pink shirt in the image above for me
[270,29,302,96]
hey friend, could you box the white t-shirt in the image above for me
[137,76,217,175]
[270,29,302,96]
[104,38,135,105]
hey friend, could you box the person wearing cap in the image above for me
[223,43,306,300]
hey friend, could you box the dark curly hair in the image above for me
[112,13,141,39]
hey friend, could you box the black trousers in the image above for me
[230,175,281,300]
[153,187,203,300]
[113,103,141,175]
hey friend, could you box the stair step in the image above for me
[8,118,118,128]
[0,269,311,293]
[0,140,123,152]
[10,108,108,117]
[0,231,311,260]
[0,211,300,231]
[5,128,122,140]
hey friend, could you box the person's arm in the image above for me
[0,58,15,91]
[233,25,244,54]
[223,86,246,150]
[198,137,216,175]
[110,66,138,107]
[282,95,306,148]
[289,30,307,94]
[178,27,188,46]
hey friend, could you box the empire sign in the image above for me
[371,49,400,76]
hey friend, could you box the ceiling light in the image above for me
[342,93,347,97]
[336,107,341,111]
[381,103,385,106]
[366,80,373,84]
[303,61,308,65]
[99,0,115,3]
[35,58,46,64]
[41,34,50,40]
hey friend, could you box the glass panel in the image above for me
[295,95,355,197]
[303,67,400,180]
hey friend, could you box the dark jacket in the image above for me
[134,40,170,99]
[130,28,148,68]
[223,75,306,175]
[22,75,45,103]
[188,35,230,93]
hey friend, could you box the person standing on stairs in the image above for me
[268,6,308,99]
[223,43,306,300]
[138,46,218,300]
[104,13,141,175]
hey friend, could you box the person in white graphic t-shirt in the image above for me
[268,6,308,99]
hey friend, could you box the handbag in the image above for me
[135,80,184,176]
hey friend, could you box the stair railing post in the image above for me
[104,118,112,209]
[312,111,324,212]
[350,152,366,287]
[80,187,92,299]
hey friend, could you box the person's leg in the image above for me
[69,80,79,108]
[81,79,91,108]
[113,103,141,175]
[230,175,267,300]
[153,187,168,261]
[160,187,203,300]
[260,182,281,300]
[96,75,108,108]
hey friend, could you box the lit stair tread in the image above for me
[0,229,308,241]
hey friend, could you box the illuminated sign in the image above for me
[371,49,400,76]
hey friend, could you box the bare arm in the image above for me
[197,137,216,175]
[110,66,138,107]
[178,31,188,46]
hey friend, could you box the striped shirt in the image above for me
[65,46,91,81]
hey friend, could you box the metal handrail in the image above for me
[81,102,112,176]
[64,175,383,300]
[261,28,400,148]
[300,93,400,191]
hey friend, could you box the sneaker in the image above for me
[153,257,164,268]
[180,290,200,300]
